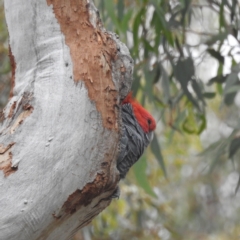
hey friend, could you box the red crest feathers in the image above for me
[122,93,156,133]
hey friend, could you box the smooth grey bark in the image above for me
[0,0,133,239]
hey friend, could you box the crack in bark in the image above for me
[8,46,16,99]
[0,142,16,176]
[10,104,33,134]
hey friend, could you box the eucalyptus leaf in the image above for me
[150,133,167,177]
[207,75,228,86]
[207,48,224,64]
[205,32,228,45]
[174,58,200,110]
[133,8,145,55]
[223,72,239,105]
[133,155,157,197]
[203,92,216,99]
[160,63,171,104]
[229,137,240,159]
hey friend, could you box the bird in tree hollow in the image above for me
[117,92,156,180]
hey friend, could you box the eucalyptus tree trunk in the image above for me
[0,0,133,239]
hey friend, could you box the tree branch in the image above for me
[0,0,133,239]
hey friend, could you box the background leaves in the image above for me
[87,1,240,239]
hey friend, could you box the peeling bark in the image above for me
[0,142,16,176]
[0,0,133,239]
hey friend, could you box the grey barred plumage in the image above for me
[111,93,156,199]
[117,103,153,179]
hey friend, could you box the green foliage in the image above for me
[150,133,166,177]
[87,0,240,239]
[133,153,157,197]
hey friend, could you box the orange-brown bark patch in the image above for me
[39,146,119,238]
[8,46,16,99]
[47,0,118,130]
[52,172,112,221]
[8,101,16,118]
[0,143,16,176]
[10,104,33,134]
[54,143,119,218]
[40,172,115,239]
